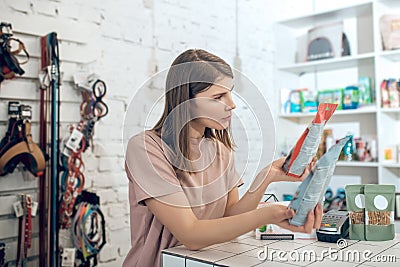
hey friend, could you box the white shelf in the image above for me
[277,53,374,75]
[277,1,373,29]
[381,163,400,168]
[336,161,379,167]
[279,106,377,119]
[381,108,400,113]
[378,49,400,62]
[275,0,400,199]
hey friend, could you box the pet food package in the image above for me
[365,184,395,241]
[345,184,366,241]
[282,103,338,178]
[345,184,395,241]
[288,136,350,226]
[380,14,400,50]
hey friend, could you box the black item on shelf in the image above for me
[0,22,29,83]
[307,37,334,61]
[0,102,47,177]
[0,242,5,266]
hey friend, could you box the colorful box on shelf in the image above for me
[317,88,343,110]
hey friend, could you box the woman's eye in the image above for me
[214,95,223,100]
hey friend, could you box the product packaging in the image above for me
[346,184,395,241]
[317,89,343,110]
[346,184,366,240]
[387,79,399,108]
[288,136,350,226]
[343,86,359,109]
[282,103,337,177]
[358,76,373,105]
[381,80,390,108]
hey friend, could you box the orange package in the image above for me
[282,103,337,177]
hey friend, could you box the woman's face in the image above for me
[190,76,236,131]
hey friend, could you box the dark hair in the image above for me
[152,49,235,171]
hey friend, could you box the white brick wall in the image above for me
[0,0,299,265]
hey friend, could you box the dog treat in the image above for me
[282,103,337,178]
[350,211,365,224]
[367,211,391,225]
[288,136,349,227]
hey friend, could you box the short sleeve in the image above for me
[227,151,244,190]
[125,132,183,205]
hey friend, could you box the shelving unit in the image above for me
[273,0,400,200]
[278,53,375,75]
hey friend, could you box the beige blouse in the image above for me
[123,130,242,267]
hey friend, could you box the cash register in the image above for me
[316,210,349,243]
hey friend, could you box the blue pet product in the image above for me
[289,90,304,113]
[288,136,350,227]
[343,135,354,161]
[343,86,359,109]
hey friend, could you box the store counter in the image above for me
[162,232,400,267]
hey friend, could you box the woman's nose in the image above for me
[225,93,236,110]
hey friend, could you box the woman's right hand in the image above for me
[264,203,322,234]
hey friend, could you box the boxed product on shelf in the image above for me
[306,21,350,62]
[289,89,304,113]
[388,79,399,108]
[381,80,390,108]
[358,76,373,105]
[302,90,318,113]
[380,14,400,51]
[383,145,397,163]
[317,89,343,110]
[380,78,400,108]
[280,88,311,114]
[343,86,359,110]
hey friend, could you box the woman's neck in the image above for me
[188,122,205,139]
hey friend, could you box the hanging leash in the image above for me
[59,121,86,229]
[15,194,33,267]
[72,191,106,267]
[39,32,61,267]
[59,74,109,229]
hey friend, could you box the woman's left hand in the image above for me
[265,156,317,183]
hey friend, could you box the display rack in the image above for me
[274,0,400,202]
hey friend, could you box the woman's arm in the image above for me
[224,157,316,217]
[145,192,316,250]
[224,167,271,217]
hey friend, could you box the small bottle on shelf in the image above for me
[343,135,354,161]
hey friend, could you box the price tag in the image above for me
[61,248,76,267]
[65,129,83,152]
[31,201,38,217]
[13,201,23,217]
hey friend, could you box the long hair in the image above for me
[152,49,235,171]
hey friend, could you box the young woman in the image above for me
[123,49,322,267]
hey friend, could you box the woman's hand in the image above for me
[265,156,317,183]
[266,203,323,234]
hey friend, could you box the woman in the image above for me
[123,49,322,267]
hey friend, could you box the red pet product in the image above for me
[282,103,337,177]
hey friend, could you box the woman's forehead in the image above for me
[198,77,234,96]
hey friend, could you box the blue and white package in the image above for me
[288,136,350,226]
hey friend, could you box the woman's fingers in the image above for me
[313,203,323,229]
[303,209,315,233]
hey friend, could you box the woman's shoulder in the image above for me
[127,130,162,150]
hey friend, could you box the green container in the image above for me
[345,184,395,241]
[345,184,366,240]
[364,184,395,241]
[317,89,343,110]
